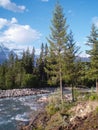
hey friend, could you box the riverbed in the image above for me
[0,94,48,130]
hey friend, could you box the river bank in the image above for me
[0,88,51,98]
[21,99,98,130]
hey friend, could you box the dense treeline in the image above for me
[0,2,97,91]
[0,44,49,89]
[0,42,94,90]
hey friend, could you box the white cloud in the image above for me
[79,52,90,58]
[0,18,8,29]
[92,17,98,27]
[0,0,26,12]
[0,17,18,30]
[3,24,41,44]
[0,17,41,51]
[11,17,18,24]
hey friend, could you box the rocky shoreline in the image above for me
[0,88,50,98]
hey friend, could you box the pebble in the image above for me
[0,88,50,98]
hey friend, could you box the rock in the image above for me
[37,96,48,102]
[0,88,50,98]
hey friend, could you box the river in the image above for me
[0,94,48,130]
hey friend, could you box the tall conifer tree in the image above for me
[87,24,98,92]
[65,30,80,101]
[46,2,68,100]
[39,43,45,81]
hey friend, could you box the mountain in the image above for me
[76,56,90,62]
[0,43,10,64]
[80,56,90,62]
[0,43,90,64]
[0,43,16,64]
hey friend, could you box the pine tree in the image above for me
[87,24,98,92]
[0,64,6,89]
[39,43,44,81]
[65,30,80,101]
[31,47,35,74]
[22,48,32,74]
[46,2,68,100]
[44,43,49,81]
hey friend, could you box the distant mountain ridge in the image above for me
[0,43,15,64]
[77,56,90,62]
[0,43,90,64]
[0,43,9,64]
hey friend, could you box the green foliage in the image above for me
[37,43,48,83]
[95,106,98,114]
[46,90,61,115]
[0,4,97,91]
[74,88,81,100]
[60,101,75,116]
[45,112,63,130]
[64,31,80,85]
[83,92,91,100]
[0,45,49,89]
[46,103,60,116]
[5,69,16,89]
[46,2,68,100]
[86,24,98,90]
[46,89,75,116]
[89,93,98,101]
[83,92,98,101]
[21,74,39,88]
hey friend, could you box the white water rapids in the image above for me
[0,94,48,130]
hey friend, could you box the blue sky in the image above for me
[0,0,98,56]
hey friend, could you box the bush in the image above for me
[46,103,60,116]
[46,89,63,116]
[74,88,81,101]
[89,93,98,101]
[95,106,98,114]
[83,92,91,100]
[46,89,75,116]
[84,92,98,101]
[21,74,39,88]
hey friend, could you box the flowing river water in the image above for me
[0,94,48,130]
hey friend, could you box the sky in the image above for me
[0,0,98,56]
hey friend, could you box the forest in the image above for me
[0,2,97,92]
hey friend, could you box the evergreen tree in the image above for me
[45,43,49,57]
[86,24,98,92]
[0,64,6,89]
[37,43,48,86]
[39,43,45,81]
[14,60,25,88]
[8,52,15,68]
[46,2,68,100]
[31,47,35,74]
[22,48,32,74]
[65,30,80,101]
[44,43,49,81]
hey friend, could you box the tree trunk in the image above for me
[60,68,63,101]
[71,84,75,102]
[96,79,98,92]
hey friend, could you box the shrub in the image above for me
[46,89,75,116]
[46,103,60,116]
[95,106,98,114]
[74,88,81,101]
[83,92,91,100]
[21,74,39,88]
[89,93,98,101]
